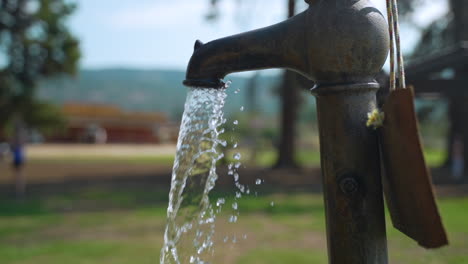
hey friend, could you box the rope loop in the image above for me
[386,0,406,90]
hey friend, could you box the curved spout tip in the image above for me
[183,39,225,88]
[182,78,225,88]
[194,40,204,50]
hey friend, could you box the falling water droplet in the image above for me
[229,215,238,223]
[223,236,229,243]
[233,120,239,125]
[234,162,241,169]
[255,178,262,185]
[232,202,238,210]
[234,173,239,182]
[216,198,225,207]
[243,234,248,240]
[197,246,204,255]
[236,192,242,198]
[233,142,238,148]
[236,183,245,193]
[240,106,244,111]
[233,153,241,160]
[270,201,275,207]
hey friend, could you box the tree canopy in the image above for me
[0,0,80,132]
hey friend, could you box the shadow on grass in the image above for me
[0,200,48,217]
[0,183,325,218]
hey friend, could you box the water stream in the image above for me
[160,87,228,264]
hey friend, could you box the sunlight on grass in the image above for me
[28,147,445,169]
[30,155,175,164]
[0,191,466,264]
[240,148,444,168]
[236,248,327,264]
[424,148,447,167]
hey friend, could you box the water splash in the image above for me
[160,87,227,264]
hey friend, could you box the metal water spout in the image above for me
[184,1,390,263]
[184,0,389,88]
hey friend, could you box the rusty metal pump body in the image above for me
[183,1,391,263]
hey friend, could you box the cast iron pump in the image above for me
[184,0,390,263]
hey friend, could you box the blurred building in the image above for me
[50,103,179,144]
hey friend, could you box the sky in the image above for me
[68,0,449,71]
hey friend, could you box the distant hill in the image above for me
[37,69,283,120]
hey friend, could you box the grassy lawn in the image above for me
[29,154,176,164]
[0,189,466,264]
[28,148,446,168]
[253,147,445,168]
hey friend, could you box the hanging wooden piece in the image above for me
[379,87,448,248]
[375,0,448,248]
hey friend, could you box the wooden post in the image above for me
[451,0,468,179]
[312,83,388,264]
[460,91,468,179]
[451,0,468,42]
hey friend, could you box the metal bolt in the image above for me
[339,176,359,195]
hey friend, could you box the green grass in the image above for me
[424,148,447,167]
[0,241,157,264]
[29,155,175,164]
[236,248,328,264]
[0,188,466,264]
[253,148,445,168]
[28,147,445,169]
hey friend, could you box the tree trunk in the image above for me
[451,0,468,41]
[274,0,300,169]
[445,72,468,181]
[444,95,460,167]
[246,74,259,164]
[444,0,468,180]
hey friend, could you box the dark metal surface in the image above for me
[183,0,391,263]
[183,0,389,88]
[312,83,388,264]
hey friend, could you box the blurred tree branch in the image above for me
[0,0,80,134]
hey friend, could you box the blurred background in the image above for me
[0,0,467,263]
